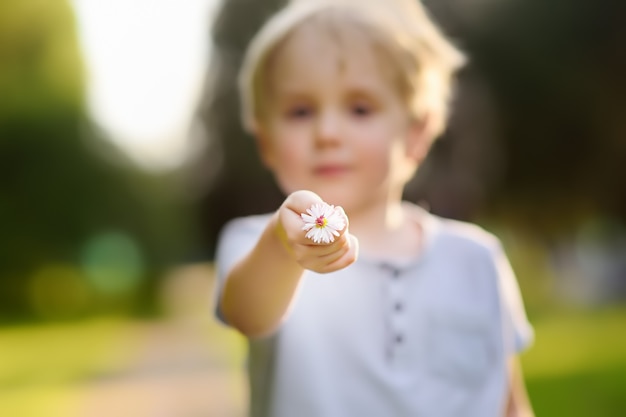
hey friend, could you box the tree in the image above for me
[0,0,188,320]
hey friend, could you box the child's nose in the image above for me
[314,110,342,147]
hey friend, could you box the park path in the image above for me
[74,264,248,417]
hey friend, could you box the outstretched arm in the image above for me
[219,190,358,338]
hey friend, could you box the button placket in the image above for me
[382,263,407,366]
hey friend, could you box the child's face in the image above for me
[255,25,427,214]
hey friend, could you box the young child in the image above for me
[213,0,535,416]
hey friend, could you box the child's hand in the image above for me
[275,190,358,274]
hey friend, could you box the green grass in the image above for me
[0,315,245,417]
[0,318,140,388]
[0,384,79,417]
[0,318,140,417]
[1,307,625,417]
[522,306,626,416]
[527,365,626,417]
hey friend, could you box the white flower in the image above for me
[301,202,346,244]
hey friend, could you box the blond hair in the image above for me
[239,0,466,140]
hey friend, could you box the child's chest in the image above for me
[280,258,503,384]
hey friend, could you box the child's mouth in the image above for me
[313,165,351,177]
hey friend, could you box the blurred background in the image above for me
[1,0,624,416]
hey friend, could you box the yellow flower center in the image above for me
[315,216,328,228]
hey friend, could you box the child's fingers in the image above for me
[282,190,349,246]
[292,232,358,273]
[316,234,359,273]
[316,236,352,263]
[296,231,351,259]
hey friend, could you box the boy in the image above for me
[213,0,535,416]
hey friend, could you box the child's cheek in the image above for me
[277,145,306,170]
[271,146,307,190]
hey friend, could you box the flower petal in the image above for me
[300,202,347,244]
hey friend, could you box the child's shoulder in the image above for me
[431,214,502,257]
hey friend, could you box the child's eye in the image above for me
[286,106,313,119]
[351,104,372,117]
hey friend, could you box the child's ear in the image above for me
[252,124,275,170]
[405,116,431,163]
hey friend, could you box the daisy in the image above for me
[301,202,346,244]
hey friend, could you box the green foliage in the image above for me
[0,0,190,321]
[0,0,84,121]
[465,0,626,232]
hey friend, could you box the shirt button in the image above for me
[394,302,403,312]
[395,334,404,344]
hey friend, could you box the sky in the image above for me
[71,0,219,171]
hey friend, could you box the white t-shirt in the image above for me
[214,203,534,417]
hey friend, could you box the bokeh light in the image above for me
[81,232,144,296]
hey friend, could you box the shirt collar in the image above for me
[357,201,441,271]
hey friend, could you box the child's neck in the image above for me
[348,200,423,261]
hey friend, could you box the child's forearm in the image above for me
[219,213,304,338]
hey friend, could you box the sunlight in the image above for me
[71,0,218,170]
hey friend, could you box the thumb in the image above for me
[278,190,326,244]
[284,190,325,215]
[283,190,349,244]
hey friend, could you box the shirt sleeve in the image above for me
[491,241,535,354]
[212,215,269,325]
